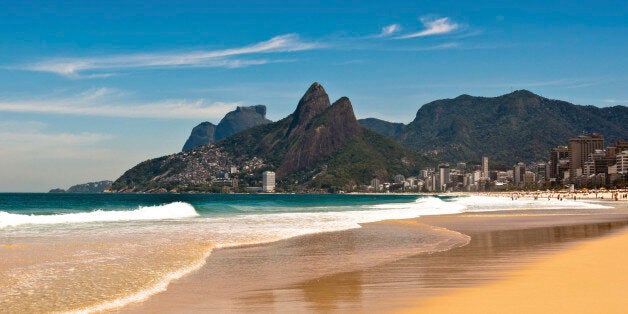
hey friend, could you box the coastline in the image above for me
[121,200,628,313]
[402,228,628,313]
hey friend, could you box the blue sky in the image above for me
[1,0,626,191]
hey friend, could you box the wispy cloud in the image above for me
[376,24,402,37]
[394,42,461,51]
[0,88,239,119]
[20,34,320,77]
[0,120,113,157]
[603,99,628,104]
[396,17,459,39]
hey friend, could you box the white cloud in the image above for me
[0,88,239,119]
[21,34,320,77]
[377,24,402,37]
[396,17,459,39]
[603,99,628,104]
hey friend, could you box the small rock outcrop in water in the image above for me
[182,105,271,151]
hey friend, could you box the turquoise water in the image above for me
[0,193,420,216]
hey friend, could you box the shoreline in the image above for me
[402,227,628,313]
[120,201,628,313]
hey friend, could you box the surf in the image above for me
[0,201,198,228]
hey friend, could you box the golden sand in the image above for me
[400,230,628,314]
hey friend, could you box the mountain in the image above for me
[358,118,404,138]
[49,180,113,193]
[359,90,627,166]
[214,105,272,140]
[110,83,428,193]
[182,122,216,152]
[182,105,271,151]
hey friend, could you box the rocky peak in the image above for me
[235,104,268,117]
[278,96,362,177]
[325,97,361,132]
[215,105,272,141]
[182,122,217,151]
[288,82,331,134]
[182,105,271,151]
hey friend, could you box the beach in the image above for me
[403,228,628,314]
[122,198,628,313]
[1,193,627,313]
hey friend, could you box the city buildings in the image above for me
[410,133,625,193]
[549,146,569,183]
[568,134,604,179]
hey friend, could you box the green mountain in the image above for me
[359,90,627,166]
[110,83,428,193]
[182,105,271,151]
[358,118,404,138]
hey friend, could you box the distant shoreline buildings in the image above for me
[389,133,626,193]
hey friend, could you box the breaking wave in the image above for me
[0,202,198,228]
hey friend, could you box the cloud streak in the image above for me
[603,99,628,104]
[22,34,320,77]
[0,88,239,119]
[377,24,402,37]
[396,17,459,39]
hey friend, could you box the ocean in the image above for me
[0,193,610,313]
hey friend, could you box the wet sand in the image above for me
[406,228,628,313]
[121,205,628,313]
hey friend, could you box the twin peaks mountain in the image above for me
[110,83,626,192]
[182,104,271,151]
[360,90,627,166]
[110,83,425,192]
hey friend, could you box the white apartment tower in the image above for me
[482,156,489,179]
[262,171,275,193]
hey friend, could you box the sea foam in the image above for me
[449,195,611,212]
[0,202,198,228]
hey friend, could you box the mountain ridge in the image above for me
[359,90,627,165]
[110,83,427,193]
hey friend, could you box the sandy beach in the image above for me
[120,200,628,313]
[402,228,628,313]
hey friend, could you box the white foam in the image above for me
[0,202,198,228]
[64,246,214,314]
[449,195,612,212]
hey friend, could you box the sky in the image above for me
[1,0,627,192]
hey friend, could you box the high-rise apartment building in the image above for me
[438,163,450,191]
[482,156,489,179]
[569,134,604,180]
[617,150,628,174]
[371,178,381,191]
[262,171,275,193]
[549,146,569,181]
[513,162,525,186]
